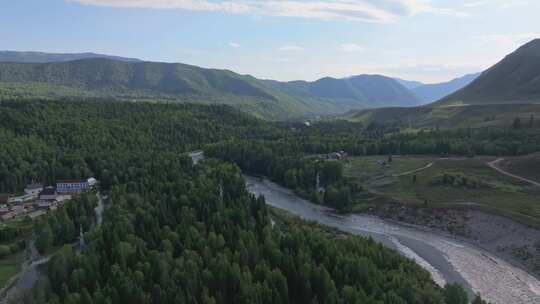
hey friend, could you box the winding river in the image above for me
[244,175,540,304]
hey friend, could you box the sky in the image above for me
[1,0,539,83]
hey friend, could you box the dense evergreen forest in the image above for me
[0,99,282,193]
[34,193,97,254]
[205,140,361,212]
[283,120,540,157]
[0,99,493,303]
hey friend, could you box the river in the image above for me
[244,175,540,304]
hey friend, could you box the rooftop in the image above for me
[57,179,87,184]
[39,187,57,196]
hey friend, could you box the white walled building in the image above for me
[56,178,96,194]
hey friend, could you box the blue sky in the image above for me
[1,0,539,83]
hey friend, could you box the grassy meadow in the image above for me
[0,251,24,289]
[344,155,540,228]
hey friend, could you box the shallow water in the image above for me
[245,175,540,304]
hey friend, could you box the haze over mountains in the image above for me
[393,75,481,104]
[440,38,540,106]
[394,78,424,90]
[0,50,481,119]
[408,73,480,103]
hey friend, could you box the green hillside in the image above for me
[343,103,540,129]
[0,59,341,120]
[348,74,420,107]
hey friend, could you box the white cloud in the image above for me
[464,1,489,8]
[323,59,492,83]
[499,1,529,9]
[228,42,241,48]
[69,0,251,13]
[68,0,467,23]
[261,56,291,63]
[340,43,365,52]
[278,45,304,52]
[464,0,529,9]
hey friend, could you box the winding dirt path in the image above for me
[393,162,434,177]
[487,158,540,187]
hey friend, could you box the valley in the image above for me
[1,17,540,304]
[187,150,540,304]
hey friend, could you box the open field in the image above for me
[0,219,33,246]
[0,218,33,290]
[0,251,24,289]
[344,155,540,228]
[344,155,433,182]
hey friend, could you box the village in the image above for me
[0,178,97,222]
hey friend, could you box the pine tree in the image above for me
[472,294,488,304]
[512,117,521,129]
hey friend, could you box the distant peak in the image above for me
[0,50,141,63]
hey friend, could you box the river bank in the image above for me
[245,175,540,304]
[369,204,540,280]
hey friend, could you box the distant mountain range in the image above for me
[343,38,540,128]
[263,74,421,109]
[0,50,141,63]
[393,73,480,104]
[0,50,482,119]
[408,73,480,104]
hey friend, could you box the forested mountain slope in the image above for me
[0,59,337,120]
[264,74,420,109]
[0,57,421,120]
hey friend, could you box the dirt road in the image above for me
[393,162,434,177]
[487,158,540,187]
